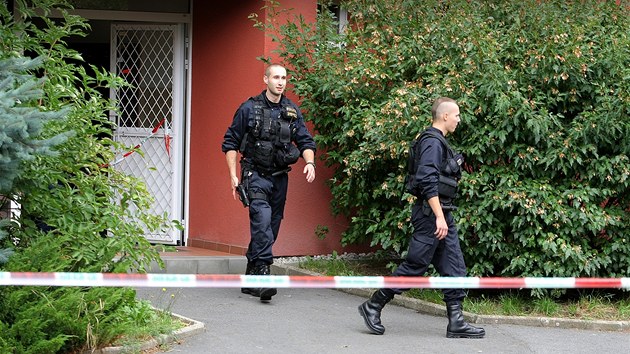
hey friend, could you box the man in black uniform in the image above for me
[222,64,316,302]
[358,97,485,338]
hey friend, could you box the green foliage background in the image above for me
[1,1,173,352]
[259,0,629,279]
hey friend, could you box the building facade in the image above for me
[57,0,363,256]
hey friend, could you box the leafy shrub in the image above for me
[0,55,69,265]
[0,1,173,351]
[257,0,629,280]
[0,287,139,353]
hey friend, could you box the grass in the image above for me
[100,289,185,353]
[298,256,630,322]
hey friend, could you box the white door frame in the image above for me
[110,23,186,244]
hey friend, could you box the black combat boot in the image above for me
[249,264,277,302]
[358,289,395,335]
[446,302,486,338]
[241,261,254,295]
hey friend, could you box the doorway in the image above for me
[65,13,190,245]
[110,23,186,244]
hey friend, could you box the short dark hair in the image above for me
[265,63,285,77]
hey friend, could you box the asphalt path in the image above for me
[135,287,630,353]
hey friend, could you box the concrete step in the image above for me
[149,247,248,274]
[149,255,248,274]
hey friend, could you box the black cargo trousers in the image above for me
[390,202,467,303]
[245,169,289,266]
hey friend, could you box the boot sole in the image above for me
[446,331,485,339]
[243,288,276,301]
[259,288,277,302]
[358,305,385,335]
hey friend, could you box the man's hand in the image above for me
[230,175,239,201]
[225,150,240,202]
[302,149,316,183]
[428,197,447,240]
[303,163,315,183]
[434,215,448,240]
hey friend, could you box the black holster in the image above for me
[239,162,269,206]
[237,167,252,208]
[236,183,249,208]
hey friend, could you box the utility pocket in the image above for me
[252,140,275,168]
[275,144,300,167]
[438,175,458,199]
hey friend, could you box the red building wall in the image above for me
[189,1,366,256]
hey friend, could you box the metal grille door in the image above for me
[111,24,185,244]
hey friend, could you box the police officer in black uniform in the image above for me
[222,64,316,302]
[358,97,485,338]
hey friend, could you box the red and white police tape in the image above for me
[1,272,629,289]
[105,118,166,167]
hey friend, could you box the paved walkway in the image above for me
[135,286,630,353]
[134,250,628,353]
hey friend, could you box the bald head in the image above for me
[431,97,458,121]
[431,97,461,135]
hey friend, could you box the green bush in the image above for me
[0,55,67,194]
[1,1,173,351]
[0,54,69,264]
[0,287,140,353]
[258,0,629,280]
